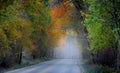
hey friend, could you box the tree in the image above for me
[84,0,120,67]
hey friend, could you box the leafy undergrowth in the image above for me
[83,65,116,73]
[81,59,116,73]
[0,57,52,73]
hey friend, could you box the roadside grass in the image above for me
[81,59,116,73]
[0,57,52,73]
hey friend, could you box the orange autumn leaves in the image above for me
[51,0,72,19]
[49,1,72,39]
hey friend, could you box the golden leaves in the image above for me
[48,0,72,41]
[50,2,72,19]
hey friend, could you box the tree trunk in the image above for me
[18,48,22,64]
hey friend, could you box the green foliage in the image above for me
[98,65,115,73]
[0,0,52,66]
[0,0,15,9]
[25,0,51,28]
[86,23,115,52]
[0,3,20,57]
[22,0,53,58]
[0,28,10,57]
[85,65,115,73]
[0,0,14,5]
[85,0,117,52]
[0,4,17,23]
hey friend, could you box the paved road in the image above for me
[5,59,84,73]
[5,31,85,73]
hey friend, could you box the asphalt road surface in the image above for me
[5,59,84,73]
[5,31,85,73]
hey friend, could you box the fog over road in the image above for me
[5,59,84,73]
[5,31,84,73]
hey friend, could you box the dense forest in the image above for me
[0,0,120,73]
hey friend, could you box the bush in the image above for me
[85,65,116,73]
[98,65,116,73]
